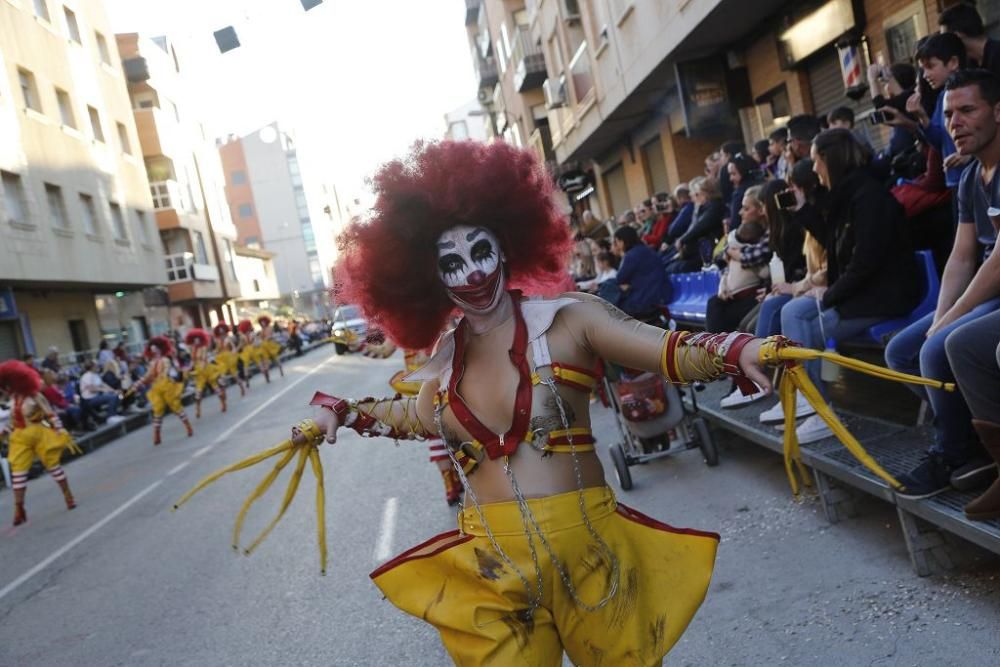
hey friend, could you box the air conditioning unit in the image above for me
[477,88,491,104]
[543,76,567,109]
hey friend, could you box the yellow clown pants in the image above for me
[8,424,70,474]
[148,377,184,417]
[370,486,719,666]
[215,350,239,377]
[259,339,282,362]
[192,363,221,394]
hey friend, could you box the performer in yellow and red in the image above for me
[0,360,77,526]
[133,336,192,445]
[236,319,260,386]
[212,323,246,397]
[256,315,284,381]
[185,328,226,418]
[294,141,772,664]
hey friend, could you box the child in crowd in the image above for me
[717,220,769,300]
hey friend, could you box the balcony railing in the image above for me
[474,53,499,90]
[568,41,594,107]
[164,252,219,283]
[149,179,189,211]
[465,0,481,26]
[512,26,546,92]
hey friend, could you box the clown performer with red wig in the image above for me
[132,336,193,445]
[212,323,246,397]
[286,140,775,665]
[255,315,284,381]
[236,319,260,387]
[184,328,227,419]
[0,360,78,526]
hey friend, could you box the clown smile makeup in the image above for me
[437,225,506,313]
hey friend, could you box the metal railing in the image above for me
[512,26,546,91]
[164,252,219,283]
[149,179,189,211]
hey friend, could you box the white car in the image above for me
[331,305,368,355]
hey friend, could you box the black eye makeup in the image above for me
[438,253,467,278]
[471,239,496,264]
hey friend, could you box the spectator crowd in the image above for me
[571,3,1000,516]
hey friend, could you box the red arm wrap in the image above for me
[309,391,423,440]
[680,331,759,395]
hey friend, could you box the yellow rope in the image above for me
[308,447,328,575]
[231,447,298,551]
[172,440,295,510]
[243,446,309,556]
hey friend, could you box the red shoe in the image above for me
[13,504,26,526]
[153,429,162,446]
[185,421,194,438]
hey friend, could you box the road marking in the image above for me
[0,353,334,604]
[373,497,399,564]
[166,461,191,476]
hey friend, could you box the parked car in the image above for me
[331,305,368,355]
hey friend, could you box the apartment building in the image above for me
[218,123,337,320]
[0,0,167,360]
[232,245,280,316]
[117,33,242,332]
[483,0,997,224]
[444,99,490,142]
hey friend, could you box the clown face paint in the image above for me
[436,225,506,312]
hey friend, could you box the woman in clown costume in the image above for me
[0,360,78,526]
[212,323,246,397]
[132,336,193,445]
[185,328,227,419]
[294,140,772,665]
[256,315,284,381]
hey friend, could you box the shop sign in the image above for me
[779,0,857,67]
[674,57,740,139]
[558,170,591,194]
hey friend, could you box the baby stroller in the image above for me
[603,362,718,491]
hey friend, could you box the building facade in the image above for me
[218,123,336,319]
[117,33,242,332]
[0,0,168,361]
[444,99,490,142]
[476,0,999,224]
[232,245,280,316]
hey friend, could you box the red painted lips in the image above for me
[448,266,503,310]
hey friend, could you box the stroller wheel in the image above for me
[609,443,633,491]
[693,417,719,467]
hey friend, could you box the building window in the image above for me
[116,122,131,154]
[309,257,323,286]
[87,106,104,142]
[1,171,29,225]
[32,0,50,22]
[244,235,259,248]
[79,193,98,234]
[224,239,238,279]
[64,6,81,43]
[449,120,469,140]
[45,183,69,229]
[193,230,209,264]
[55,87,76,128]
[109,202,127,240]
[18,68,41,112]
[252,279,261,293]
[238,203,253,218]
[231,170,246,185]
[134,210,149,244]
[95,31,112,65]
[302,222,316,252]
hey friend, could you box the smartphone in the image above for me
[869,110,889,125]
[775,190,797,210]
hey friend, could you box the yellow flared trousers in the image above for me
[148,377,184,417]
[370,486,719,666]
[8,424,70,473]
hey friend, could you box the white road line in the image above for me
[166,461,191,476]
[373,497,399,564]
[0,354,334,604]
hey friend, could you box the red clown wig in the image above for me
[0,360,42,397]
[185,328,211,348]
[213,323,230,337]
[257,315,272,327]
[237,319,254,335]
[145,336,174,359]
[336,140,572,350]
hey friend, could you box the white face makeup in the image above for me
[436,225,506,312]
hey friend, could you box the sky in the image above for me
[104,0,477,203]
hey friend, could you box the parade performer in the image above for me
[256,315,284,380]
[236,319,258,387]
[133,336,192,445]
[0,360,79,526]
[306,141,773,665]
[212,323,246,397]
[185,328,226,419]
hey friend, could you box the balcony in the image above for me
[512,26,546,92]
[568,42,595,107]
[465,0,480,26]
[474,54,499,91]
[164,252,223,301]
[149,180,194,231]
[133,106,181,160]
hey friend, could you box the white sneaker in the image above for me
[758,396,816,424]
[793,414,834,444]
[720,385,766,409]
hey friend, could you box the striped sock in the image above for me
[47,466,66,482]
[12,473,28,490]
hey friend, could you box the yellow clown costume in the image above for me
[0,360,79,526]
[255,315,284,382]
[134,336,192,445]
[212,323,246,397]
[185,328,227,418]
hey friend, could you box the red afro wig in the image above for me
[0,360,42,396]
[257,315,272,327]
[185,328,211,347]
[335,140,572,350]
[145,336,174,358]
[237,319,254,335]
[213,323,230,337]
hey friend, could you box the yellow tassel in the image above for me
[243,446,310,556]
[308,447,328,575]
[231,447,298,551]
[172,440,294,511]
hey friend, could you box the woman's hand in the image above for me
[755,287,768,303]
[297,407,341,444]
[804,285,827,300]
[771,281,795,296]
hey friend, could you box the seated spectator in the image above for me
[41,346,61,373]
[939,2,1000,78]
[635,199,657,238]
[570,232,596,280]
[666,176,725,274]
[886,69,1000,499]
[40,369,87,432]
[79,360,121,420]
[642,192,675,248]
[113,341,129,362]
[784,114,822,172]
[751,139,771,172]
[826,106,855,130]
[576,251,618,294]
[884,32,969,190]
[612,226,668,318]
[101,359,124,391]
[660,184,694,254]
[768,129,920,443]
[867,61,919,175]
[767,127,789,180]
[727,153,764,228]
[97,340,115,368]
[21,353,37,369]
[718,140,745,211]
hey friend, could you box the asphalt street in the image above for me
[0,347,998,666]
